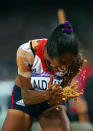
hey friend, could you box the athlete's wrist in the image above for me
[43,90,49,101]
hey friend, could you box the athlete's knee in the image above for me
[39,106,72,131]
[39,116,72,131]
[1,110,32,131]
[2,124,15,131]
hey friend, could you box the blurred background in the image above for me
[0,0,93,130]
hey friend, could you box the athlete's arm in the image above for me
[16,40,51,104]
[21,86,49,105]
[17,74,50,104]
[16,39,43,89]
[21,76,63,105]
[16,41,34,89]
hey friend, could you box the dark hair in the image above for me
[45,22,79,58]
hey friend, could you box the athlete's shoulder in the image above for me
[17,38,47,52]
[32,38,47,52]
[16,39,47,72]
[17,40,32,53]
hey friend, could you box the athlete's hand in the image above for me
[47,76,63,105]
[47,77,83,105]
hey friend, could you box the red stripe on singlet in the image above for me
[36,39,54,74]
[36,39,48,72]
[11,91,13,109]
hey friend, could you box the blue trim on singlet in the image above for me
[31,72,63,80]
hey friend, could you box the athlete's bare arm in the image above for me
[16,40,53,105]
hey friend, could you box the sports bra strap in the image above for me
[30,40,36,57]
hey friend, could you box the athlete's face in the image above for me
[44,49,75,73]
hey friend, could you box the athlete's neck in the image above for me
[43,46,48,60]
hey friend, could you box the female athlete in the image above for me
[2,21,83,131]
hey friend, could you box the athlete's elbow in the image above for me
[21,88,32,105]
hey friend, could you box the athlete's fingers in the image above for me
[48,83,58,92]
[55,88,63,96]
[48,75,54,87]
[49,86,63,100]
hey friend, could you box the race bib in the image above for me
[31,72,63,91]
